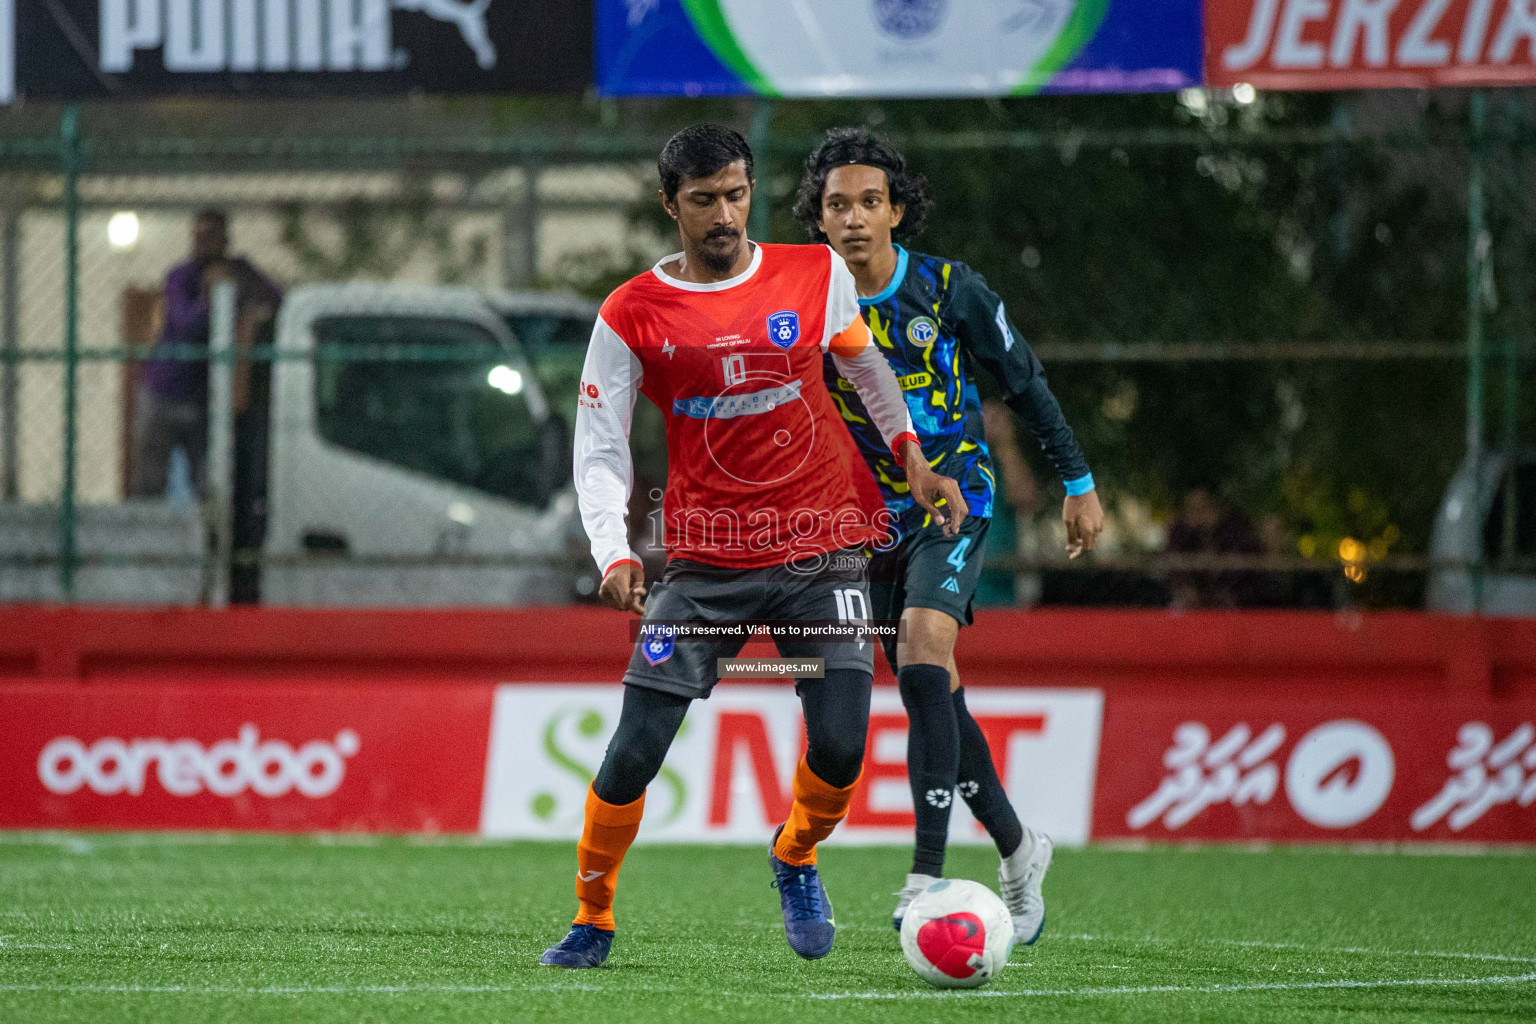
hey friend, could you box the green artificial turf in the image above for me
[1,834,1534,1022]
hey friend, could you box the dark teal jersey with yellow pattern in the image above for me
[822,246,1090,523]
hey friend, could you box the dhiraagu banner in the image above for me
[597,0,1203,97]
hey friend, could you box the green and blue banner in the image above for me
[598,0,1203,97]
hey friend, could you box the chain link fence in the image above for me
[0,94,1530,610]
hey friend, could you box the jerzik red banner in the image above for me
[1207,0,1536,90]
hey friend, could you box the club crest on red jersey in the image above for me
[766,310,801,349]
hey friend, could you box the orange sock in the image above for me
[572,785,645,931]
[772,758,860,867]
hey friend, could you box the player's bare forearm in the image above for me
[598,562,647,615]
[1064,490,1105,559]
[902,440,968,537]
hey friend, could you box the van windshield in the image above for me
[1484,463,1536,569]
[312,314,550,504]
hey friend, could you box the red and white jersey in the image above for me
[575,242,918,574]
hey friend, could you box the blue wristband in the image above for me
[1064,473,1095,497]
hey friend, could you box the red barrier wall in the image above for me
[2,607,1533,843]
[1,606,1529,688]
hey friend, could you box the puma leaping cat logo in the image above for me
[394,0,497,70]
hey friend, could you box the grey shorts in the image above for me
[868,514,991,672]
[623,547,876,700]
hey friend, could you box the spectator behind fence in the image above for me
[976,398,1044,606]
[129,209,281,498]
[1166,487,1262,609]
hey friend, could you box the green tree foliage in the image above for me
[539,91,1534,602]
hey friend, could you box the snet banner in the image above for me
[1207,0,1536,90]
[2,679,1533,843]
[480,685,1103,845]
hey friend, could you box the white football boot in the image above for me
[890,872,940,932]
[998,825,1053,946]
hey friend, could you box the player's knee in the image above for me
[898,662,953,709]
[904,639,948,667]
[593,728,669,805]
[800,668,871,788]
[806,730,865,790]
[897,616,957,669]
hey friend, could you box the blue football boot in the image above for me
[768,825,836,960]
[539,923,614,968]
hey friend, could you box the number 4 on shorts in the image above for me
[946,537,972,573]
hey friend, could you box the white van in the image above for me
[1426,451,1536,615]
[0,283,601,607]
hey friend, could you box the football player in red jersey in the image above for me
[539,125,966,969]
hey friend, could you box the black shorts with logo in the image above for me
[868,514,991,672]
[622,547,876,700]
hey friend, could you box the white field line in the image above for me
[5,930,1536,1002]
[0,983,609,996]
[4,931,1533,971]
[1,973,1534,1001]
[802,972,1536,1000]
[1056,933,1536,966]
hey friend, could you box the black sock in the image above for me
[953,687,1024,859]
[899,663,959,877]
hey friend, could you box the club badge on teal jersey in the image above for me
[907,316,938,347]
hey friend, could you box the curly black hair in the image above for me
[658,124,755,200]
[793,127,933,244]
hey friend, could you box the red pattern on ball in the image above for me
[915,912,987,979]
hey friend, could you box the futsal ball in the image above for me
[899,878,1014,989]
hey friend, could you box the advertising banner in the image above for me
[597,0,1203,97]
[3,0,591,105]
[1096,696,1536,844]
[479,684,1104,844]
[1207,0,1536,90]
[0,681,494,831]
[2,670,1532,844]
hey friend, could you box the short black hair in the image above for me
[794,127,932,243]
[658,124,755,200]
[194,208,228,229]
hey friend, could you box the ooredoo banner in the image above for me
[1207,0,1536,90]
[0,682,493,831]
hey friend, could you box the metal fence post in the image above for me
[59,104,81,600]
[205,280,237,609]
[1,205,17,501]
[501,162,541,289]
[1497,101,1526,573]
[1464,91,1488,613]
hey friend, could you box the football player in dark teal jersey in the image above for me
[795,127,1105,945]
